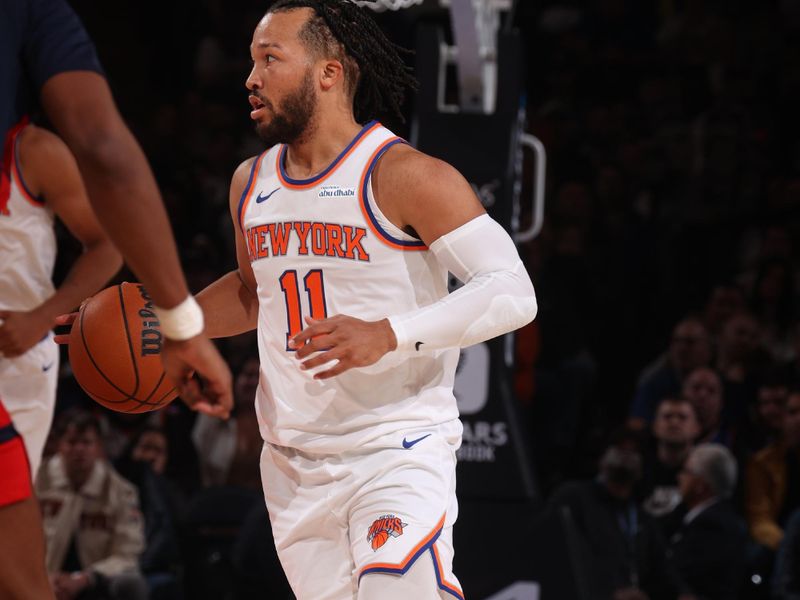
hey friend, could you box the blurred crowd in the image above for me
[39,0,800,599]
[516,0,800,599]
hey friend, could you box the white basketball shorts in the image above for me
[260,420,464,600]
[0,333,59,476]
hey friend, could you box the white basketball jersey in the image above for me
[239,122,461,452]
[0,124,56,312]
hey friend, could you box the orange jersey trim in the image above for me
[10,125,44,208]
[431,538,464,599]
[359,513,446,575]
[358,513,464,599]
[276,121,382,190]
[238,151,268,232]
[358,137,427,252]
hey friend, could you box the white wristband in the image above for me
[153,295,205,341]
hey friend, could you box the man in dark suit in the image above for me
[667,443,749,600]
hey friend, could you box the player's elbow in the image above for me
[519,289,538,326]
[67,121,139,179]
[508,261,538,326]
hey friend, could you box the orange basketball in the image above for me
[68,282,178,413]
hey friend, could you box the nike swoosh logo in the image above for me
[256,188,279,203]
[42,362,54,372]
[402,434,431,449]
[415,341,424,351]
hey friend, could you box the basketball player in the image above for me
[0,120,122,477]
[1,0,231,597]
[197,2,538,598]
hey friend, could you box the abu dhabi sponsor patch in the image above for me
[318,185,356,198]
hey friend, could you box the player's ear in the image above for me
[319,60,344,92]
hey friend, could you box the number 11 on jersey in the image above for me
[280,269,328,350]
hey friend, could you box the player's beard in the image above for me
[255,69,317,147]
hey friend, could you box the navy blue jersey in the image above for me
[1,0,103,136]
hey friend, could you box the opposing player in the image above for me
[197,1,538,598]
[1,0,232,596]
[0,120,122,476]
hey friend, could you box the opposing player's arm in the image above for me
[40,72,190,310]
[0,126,122,358]
[196,158,260,339]
[36,12,231,416]
[292,145,537,378]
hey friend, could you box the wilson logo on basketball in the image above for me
[366,514,406,551]
[136,285,162,356]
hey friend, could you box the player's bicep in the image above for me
[376,147,484,247]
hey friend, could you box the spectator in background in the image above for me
[667,444,748,600]
[115,426,182,600]
[736,376,790,462]
[773,507,800,600]
[36,410,146,600]
[547,428,691,600]
[749,258,798,364]
[192,355,262,491]
[128,427,168,476]
[745,390,800,553]
[183,358,263,599]
[715,311,771,426]
[779,322,800,388]
[641,397,700,523]
[630,317,711,428]
[681,367,732,447]
[702,282,747,343]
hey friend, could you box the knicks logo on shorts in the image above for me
[367,514,407,551]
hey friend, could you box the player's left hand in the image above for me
[290,315,397,379]
[0,309,53,357]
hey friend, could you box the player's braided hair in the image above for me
[267,0,417,123]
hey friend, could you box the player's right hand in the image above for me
[162,334,233,420]
[53,312,79,345]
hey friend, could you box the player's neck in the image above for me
[283,110,363,179]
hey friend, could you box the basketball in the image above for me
[68,282,178,413]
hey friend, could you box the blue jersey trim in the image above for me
[359,526,441,580]
[237,152,266,232]
[429,547,465,599]
[360,138,425,248]
[279,120,378,186]
[0,423,20,445]
[13,129,44,205]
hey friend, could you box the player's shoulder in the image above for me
[232,154,263,184]
[375,142,470,207]
[18,123,66,154]
[229,153,266,207]
[378,143,465,190]
[16,124,74,182]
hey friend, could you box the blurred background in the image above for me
[42,0,800,599]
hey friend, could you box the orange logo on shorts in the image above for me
[367,514,407,551]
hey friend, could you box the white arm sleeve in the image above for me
[387,214,537,352]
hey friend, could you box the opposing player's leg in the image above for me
[0,400,54,600]
[351,423,464,600]
[0,334,60,476]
